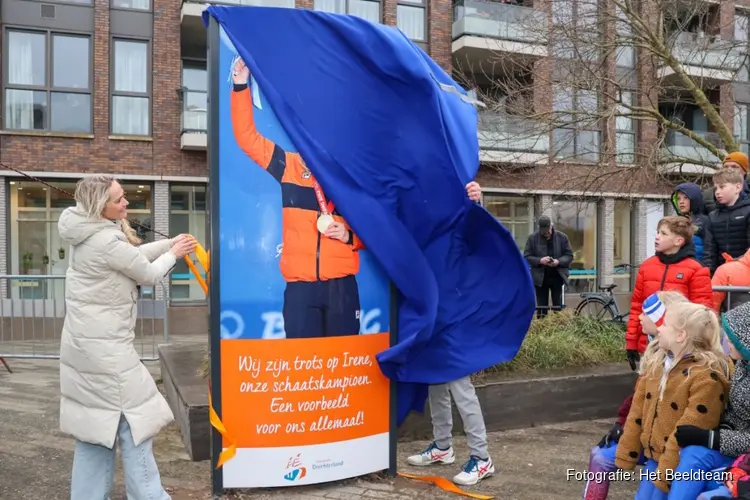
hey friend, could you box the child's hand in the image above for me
[597,422,623,448]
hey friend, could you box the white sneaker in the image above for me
[406,442,456,466]
[452,456,494,486]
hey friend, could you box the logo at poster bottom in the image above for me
[284,453,307,482]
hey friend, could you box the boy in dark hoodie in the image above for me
[672,182,713,265]
[705,168,750,274]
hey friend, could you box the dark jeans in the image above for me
[535,284,563,318]
[283,275,361,338]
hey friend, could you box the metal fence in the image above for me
[535,285,750,320]
[712,285,750,312]
[0,275,168,364]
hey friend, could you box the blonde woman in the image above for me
[57,175,196,500]
[615,302,731,498]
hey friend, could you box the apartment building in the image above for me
[456,0,750,296]
[0,0,451,323]
[1,0,745,315]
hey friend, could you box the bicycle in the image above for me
[573,263,638,324]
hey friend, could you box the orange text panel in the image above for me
[220,333,391,448]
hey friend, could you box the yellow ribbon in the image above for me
[184,240,210,295]
[207,385,237,468]
[398,472,494,499]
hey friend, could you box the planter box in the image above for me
[159,343,211,461]
[398,364,636,441]
[159,344,636,461]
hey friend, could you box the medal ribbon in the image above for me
[312,180,335,215]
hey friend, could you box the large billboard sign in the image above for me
[205,14,397,492]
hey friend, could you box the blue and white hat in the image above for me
[643,293,666,328]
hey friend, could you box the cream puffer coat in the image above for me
[57,205,177,448]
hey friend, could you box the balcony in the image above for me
[180,89,207,151]
[658,32,744,86]
[452,0,547,68]
[181,0,295,40]
[659,129,723,174]
[478,111,548,164]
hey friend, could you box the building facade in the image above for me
[456,0,750,295]
[0,0,452,317]
[0,0,743,314]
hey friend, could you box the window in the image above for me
[616,90,635,164]
[4,30,92,133]
[553,86,600,163]
[397,0,426,47]
[9,180,152,299]
[735,104,750,156]
[181,61,207,133]
[550,199,597,293]
[112,0,150,10]
[112,39,150,136]
[483,195,534,249]
[613,200,633,291]
[615,5,634,68]
[551,0,598,61]
[170,185,207,302]
[313,0,380,24]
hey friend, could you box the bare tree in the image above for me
[452,0,749,193]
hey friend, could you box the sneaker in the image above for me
[406,441,456,466]
[453,455,494,486]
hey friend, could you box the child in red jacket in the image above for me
[624,216,714,369]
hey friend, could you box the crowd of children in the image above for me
[405,152,750,498]
[577,151,750,499]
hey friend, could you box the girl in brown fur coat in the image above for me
[615,302,731,498]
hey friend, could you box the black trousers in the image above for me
[535,284,563,318]
[283,275,361,338]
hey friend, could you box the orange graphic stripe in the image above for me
[208,385,237,468]
[398,473,494,500]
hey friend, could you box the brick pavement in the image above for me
[0,358,637,500]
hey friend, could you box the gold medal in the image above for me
[317,214,334,233]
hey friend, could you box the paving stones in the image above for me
[0,358,637,500]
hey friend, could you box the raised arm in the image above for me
[230,58,299,183]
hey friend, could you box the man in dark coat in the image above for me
[523,216,574,318]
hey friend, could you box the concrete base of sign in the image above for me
[159,343,636,462]
[159,343,211,461]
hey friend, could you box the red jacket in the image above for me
[626,244,713,352]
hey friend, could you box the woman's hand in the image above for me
[171,234,193,246]
[170,236,198,259]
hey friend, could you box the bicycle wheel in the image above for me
[574,297,618,322]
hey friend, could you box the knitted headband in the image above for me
[643,293,666,327]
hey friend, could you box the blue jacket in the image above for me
[671,182,712,266]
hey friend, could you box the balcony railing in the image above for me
[661,129,722,164]
[453,0,547,44]
[182,90,207,133]
[668,31,744,72]
[478,111,548,153]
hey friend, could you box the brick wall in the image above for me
[0,0,207,179]
[429,0,453,71]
